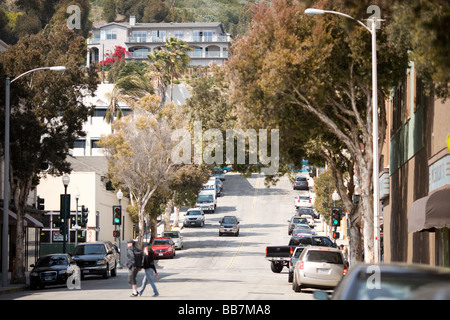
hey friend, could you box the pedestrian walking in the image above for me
[126,240,142,297]
[138,245,159,297]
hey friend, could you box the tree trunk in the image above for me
[11,180,31,284]
[173,205,181,228]
[163,198,174,231]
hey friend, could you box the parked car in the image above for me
[151,237,176,259]
[29,254,72,289]
[315,263,450,300]
[72,241,118,279]
[294,195,312,208]
[312,235,337,248]
[292,246,347,292]
[288,246,306,283]
[297,207,317,219]
[288,216,308,235]
[293,176,309,190]
[161,229,184,250]
[183,208,205,227]
[300,214,315,228]
[292,224,315,236]
[219,216,240,236]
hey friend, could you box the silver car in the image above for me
[292,246,346,292]
[161,230,184,250]
[183,208,205,227]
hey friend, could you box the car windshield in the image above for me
[187,210,202,215]
[299,208,313,214]
[299,196,310,200]
[222,217,237,224]
[163,232,179,238]
[293,248,305,258]
[36,255,67,267]
[350,274,450,300]
[289,236,312,246]
[292,218,307,224]
[306,251,343,264]
[73,244,106,255]
[153,239,170,245]
[197,194,213,202]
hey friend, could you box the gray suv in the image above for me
[183,208,205,227]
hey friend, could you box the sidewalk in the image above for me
[0,272,29,296]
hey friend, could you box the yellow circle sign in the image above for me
[447,133,450,152]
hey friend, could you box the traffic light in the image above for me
[113,230,120,238]
[331,207,341,226]
[113,205,122,225]
[37,196,45,210]
[81,205,88,227]
[60,194,71,219]
[60,223,67,235]
[332,231,340,239]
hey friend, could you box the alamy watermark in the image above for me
[66,5,81,30]
[171,121,279,175]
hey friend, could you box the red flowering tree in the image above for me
[99,45,129,67]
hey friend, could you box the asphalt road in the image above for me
[1,173,321,301]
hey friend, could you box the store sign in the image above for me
[429,154,450,192]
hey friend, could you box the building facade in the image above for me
[87,16,231,67]
[382,61,450,267]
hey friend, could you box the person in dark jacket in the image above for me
[126,240,140,297]
[137,245,159,297]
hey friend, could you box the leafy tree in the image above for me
[0,25,98,283]
[99,95,175,249]
[387,0,450,99]
[227,0,409,263]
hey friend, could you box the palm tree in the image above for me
[148,36,191,106]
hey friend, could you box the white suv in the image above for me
[292,246,347,292]
[183,208,205,227]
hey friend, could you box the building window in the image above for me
[73,139,86,149]
[100,29,118,40]
[132,31,147,42]
[152,30,166,42]
[91,139,101,149]
[93,108,107,117]
[174,30,184,40]
[106,30,117,40]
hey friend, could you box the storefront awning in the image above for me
[0,208,44,228]
[408,185,450,233]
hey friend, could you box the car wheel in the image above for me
[288,271,293,283]
[103,265,110,279]
[111,263,117,277]
[292,275,302,292]
[270,261,283,273]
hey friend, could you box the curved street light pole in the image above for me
[305,8,381,263]
[2,66,66,287]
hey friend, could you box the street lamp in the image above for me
[75,188,80,246]
[62,174,70,254]
[2,66,66,287]
[305,8,381,263]
[116,189,123,268]
[332,190,340,207]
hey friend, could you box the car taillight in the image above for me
[343,265,347,275]
[299,261,304,270]
[290,247,294,255]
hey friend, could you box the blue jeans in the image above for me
[138,268,159,296]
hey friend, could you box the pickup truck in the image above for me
[265,235,337,273]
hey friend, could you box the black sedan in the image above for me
[29,254,72,289]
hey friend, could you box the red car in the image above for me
[151,237,176,259]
